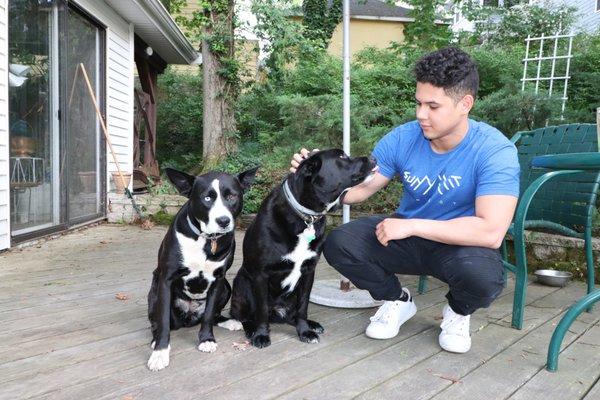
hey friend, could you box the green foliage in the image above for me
[565,33,600,123]
[460,1,577,46]
[466,45,523,98]
[302,0,342,46]
[472,85,563,136]
[156,67,203,172]
[401,0,452,51]
[252,0,324,78]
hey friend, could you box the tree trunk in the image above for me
[202,1,237,169]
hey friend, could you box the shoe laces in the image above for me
[441,306,470,336]
[370,300,401,323]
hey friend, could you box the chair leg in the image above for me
[501,240,508,288]
[512,235,528,330]
[418,275,427,294]
[547,290,600,372]
[585,230,595,313]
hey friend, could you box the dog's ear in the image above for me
[165,168,195,197]
[301,155,322,176]
[237,166,259,192]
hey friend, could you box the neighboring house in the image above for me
[326,0,413,58]
[452,0,600,34]
[0,0,199,249]
[549,0,600,33]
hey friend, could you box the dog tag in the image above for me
[304,224,316,243]
[211,239,218,254]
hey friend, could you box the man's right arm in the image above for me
[342,172,390,204]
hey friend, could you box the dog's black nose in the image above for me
[216,216,231,228]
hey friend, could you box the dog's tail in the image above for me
[216,315,243,332]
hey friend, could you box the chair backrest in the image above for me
[513,124,600,232]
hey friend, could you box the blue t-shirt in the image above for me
[372,119,520,220]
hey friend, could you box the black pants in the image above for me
[323,215,505,316]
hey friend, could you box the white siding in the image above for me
[573,0,600,32]
[73,0,134,191]
[552,0,600,33]
[0,0,9,250]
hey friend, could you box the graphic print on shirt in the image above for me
[403,170,462,197]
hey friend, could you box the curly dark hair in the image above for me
[414,47,479,101]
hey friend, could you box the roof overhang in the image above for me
[105,0,201,65]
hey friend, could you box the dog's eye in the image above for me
[226,194,238,202]
[204,196,212,202]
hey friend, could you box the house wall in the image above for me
[568,0,600,33]
[73,0,134,191]
[0,0,9,250]
[0,0,135,249]
[327,19,406,58]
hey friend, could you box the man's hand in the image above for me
[290,148,319,173]
[375,218,415,246]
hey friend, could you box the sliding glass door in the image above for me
[9,1,105,239]
[64,6,104,224]
[8,0,59,235]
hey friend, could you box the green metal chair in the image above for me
[417,123,600,333]
[531,152,600,371]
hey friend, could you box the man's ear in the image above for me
[460,94,474,114]
[165,168,195,197]
[237,166,259,192]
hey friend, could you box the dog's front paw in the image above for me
[197,340,218,353]
[299,330,320,344]
[217,319,243,331]
[251,333,271,348]
[307,320,324,333]
[147,346,170,371]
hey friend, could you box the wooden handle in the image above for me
[78,63,128,190]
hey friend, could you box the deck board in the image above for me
[0,224,597,400]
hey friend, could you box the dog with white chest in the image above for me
[230,149,376,348]
[146,167,257,371]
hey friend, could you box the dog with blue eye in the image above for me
[147,167,257,371]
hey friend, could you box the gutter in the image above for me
[132,0,200,65]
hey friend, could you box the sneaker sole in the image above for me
[439,335,471,353]
[365,302,417,340]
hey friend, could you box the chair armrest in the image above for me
[532,152,600,171]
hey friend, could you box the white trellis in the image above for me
[521,28,575,118]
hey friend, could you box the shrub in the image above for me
[156,67,203,172]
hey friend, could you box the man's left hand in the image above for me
[375,218,414,246]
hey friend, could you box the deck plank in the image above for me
[0,224,597,400]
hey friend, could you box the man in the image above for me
[290,47,519,353]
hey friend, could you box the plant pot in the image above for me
[112,172,132,194]
[78,171,96,193]
[10,136,36,157]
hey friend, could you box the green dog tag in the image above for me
[304,224,316,243]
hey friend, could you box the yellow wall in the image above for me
[327,18,406,58]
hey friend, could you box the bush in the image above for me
[467,45,523,99]
[156,67,203,172]
[472,85,562,136]
[565,33,600,123]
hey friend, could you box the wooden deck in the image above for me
[0,224,599,400]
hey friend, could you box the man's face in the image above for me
[415,82,471,142]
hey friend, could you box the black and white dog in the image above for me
[147,167,257,371]
[230,149,376,348]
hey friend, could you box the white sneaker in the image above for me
[366,288,417,340]
[439,304,471,353]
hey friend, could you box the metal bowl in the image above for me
[534,269,573,287]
